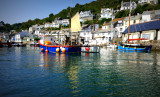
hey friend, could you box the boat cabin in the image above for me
[40,35,56,45]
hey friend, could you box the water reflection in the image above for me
[38,48,160,96]
[1,47,159,96]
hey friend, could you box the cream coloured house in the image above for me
[123,14,142,33]
[122,20,160,42]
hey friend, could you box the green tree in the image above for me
[34,37,40,41]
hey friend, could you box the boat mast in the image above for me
[69,0,72,45]
[128,0,131,43]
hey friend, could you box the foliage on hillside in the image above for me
[1,0,160,33]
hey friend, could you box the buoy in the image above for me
[46,49,48,52]
[56,48,60,52]
[35,44,37,47]
[86,47,89,51]
[62,48,66,52]
[41,48,44,51]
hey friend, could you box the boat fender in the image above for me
[41,48,44,51]
[123,45,124,48]
[62,48,66,53]
[46,49,48,52]
[56,48,60,52]
[86,47,89,51]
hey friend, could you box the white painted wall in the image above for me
[157,30,160,40]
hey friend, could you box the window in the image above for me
[120,28,122,31]
[142,34,150,39]
[133,20,136,23]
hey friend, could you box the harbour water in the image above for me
[0,47,160,97]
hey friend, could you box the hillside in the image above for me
[0,0,160,33]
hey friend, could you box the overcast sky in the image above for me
[0,0,96,24]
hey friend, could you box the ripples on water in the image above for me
[0,47,160,97]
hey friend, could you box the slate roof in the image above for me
[123,20,160,34]
[142,11,153,15]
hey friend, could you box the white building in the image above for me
[154,10,160,20]
[61,19,70,26]
[1,33,10,43]
[15,31,29,43]
[79,11,93,22]
[80,11,92,18]
[79,28,116,46]
[44,22,59,28]
[112,18,125,37]
[120,1,137,11]
[44,23,52,28]
[102,23,111,30]
[52,22,60,28]
[29,24,44,33]
[102,22,119,40]
[100,8,114,20]
[141,11,154,22]
[93,31,111,45]
[79,29,93,45]
[138,0,158,5]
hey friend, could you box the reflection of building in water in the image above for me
[60,53,66,66]
[15,47,22,65]
[39,52,68,68]
[39,52,50,67]
[66,65,79,94]
[117,51,156,65]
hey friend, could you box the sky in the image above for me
[0,0,96,24]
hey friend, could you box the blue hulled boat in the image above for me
[39,12,82,53]
[118,43,152,52]
[39,36,81,53]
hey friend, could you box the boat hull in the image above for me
[40,44,81,53]
[118,44,152,51]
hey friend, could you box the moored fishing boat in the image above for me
[39,35,81,53]
[118,43,152,51]
[39,12,82,53]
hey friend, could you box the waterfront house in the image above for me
[138,0,158,5]
[99,22,119,43]
[122,20,160,42]
[79,11,93,22]
[120,1,137,11]
[100,8,114,20]
[123,14,142,32]
[93,29,112,45]
[15,31,29,43]
[79,28,112,46]
[79,29,93,45]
